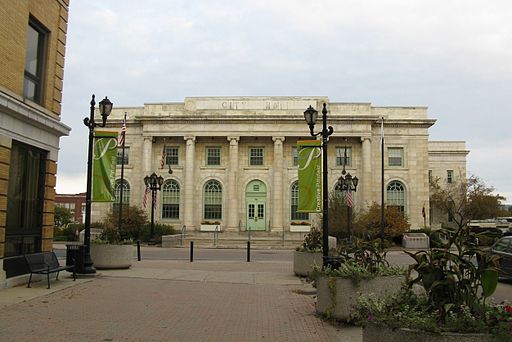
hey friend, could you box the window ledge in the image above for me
[199,166,226,170]
[244,167,269,170]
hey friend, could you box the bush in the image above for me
[140,223,176,243]
[54,223,83,241]
[296,227,322,252]
[102,205,148,242]
[354,203,410,241]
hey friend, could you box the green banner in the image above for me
[92,131,118,202]
[297,140,322,212]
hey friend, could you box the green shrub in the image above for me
[102,206,148,243]
[296,227,323,252]
[140,223,175,243]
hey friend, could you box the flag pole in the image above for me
[380,117,385,248]
[118,112,127,238]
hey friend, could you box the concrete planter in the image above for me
[363,322,492,342]
[289,225,311,232]
[200,224,221,232]
[316,275,404,321]
[293,251,322,276]
[90,244,133,269]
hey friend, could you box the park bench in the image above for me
[25,252,76,289]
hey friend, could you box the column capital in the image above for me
[227,136,240,143]
[143,136,154,142]
[184,136,196,142]
[361,136,371,143]
[272,136,285,143]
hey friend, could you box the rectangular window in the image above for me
[204,204,222,220]
[447,170,454,183]
[336,147,352,166]
[249,147,264,166]
[165,146,179,165]
[388,147,404,167]
[5,141,47,257]
[428,170,432,184]
[24,18,48,103]
[292,147,298,166]
[206,146,221,166]
[117,147,129,165]
[162,189,180,220]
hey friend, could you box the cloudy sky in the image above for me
[57,0,512,202]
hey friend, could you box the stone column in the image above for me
[143,136,153,174]
[183,136,196,230]
[272,137,285,232]
[361,137,372,207]
[226,136,240,231]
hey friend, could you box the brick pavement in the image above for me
[0,259,362,342]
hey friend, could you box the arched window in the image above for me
[387,180,406,215]
[162,180,180,219]
[114,179,130,210]
[204,180,222,220]
[291,181,309,221]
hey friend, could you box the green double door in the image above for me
[246,180,266,231]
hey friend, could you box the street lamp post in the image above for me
[144,172,164,244]
[83,94,113,274]
[304,103,333,267]
[338,172,359,242]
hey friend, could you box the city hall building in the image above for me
[93,96,468,236]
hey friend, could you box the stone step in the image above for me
[175,233,304,250]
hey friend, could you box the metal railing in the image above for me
[181,225,186,246]
[213,225,219,247]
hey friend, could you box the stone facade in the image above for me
[428,141,469,228]
[92,96,467,234]
[0,0,70,282]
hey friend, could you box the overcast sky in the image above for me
[57,0,512,203]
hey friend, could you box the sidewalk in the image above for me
[0,258,362,342]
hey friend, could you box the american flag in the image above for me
[160,146,167,169]
[118,115,126,147]
[346,189,353,208]
[142,186,150,208]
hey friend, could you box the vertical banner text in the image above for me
[297,140,322,212]
[92,131,118,202]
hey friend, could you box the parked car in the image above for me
[488,236,512,280]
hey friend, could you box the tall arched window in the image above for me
[162,180,180,219]
[203,180,222,220]
[291,181,309,221]
[387,180,406,215]
[114,179,130,210]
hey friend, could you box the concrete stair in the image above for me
[177,231,308,249]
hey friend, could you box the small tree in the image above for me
[54,206,73,227]
[353,203,410,240]
[430,175,507,230]
[102,205,148,242]
[327,190,350,240]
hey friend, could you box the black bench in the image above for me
[25,252,76,289]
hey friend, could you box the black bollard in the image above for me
[190,241,194,262]
[247,241,251,262]
[136,240,141,261]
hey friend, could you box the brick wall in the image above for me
[0,0,69,116]
[0,137,11,258]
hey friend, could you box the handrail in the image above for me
[213,225,219,247]
[181,225,186,246]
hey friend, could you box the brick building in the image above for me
[0,0,71,283]
[55,193,86,224]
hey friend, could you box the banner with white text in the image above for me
[297,140,322,212]
[92,131,118,202]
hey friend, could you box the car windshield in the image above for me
[493,238,511,252]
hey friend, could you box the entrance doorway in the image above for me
[246,180,266,231]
